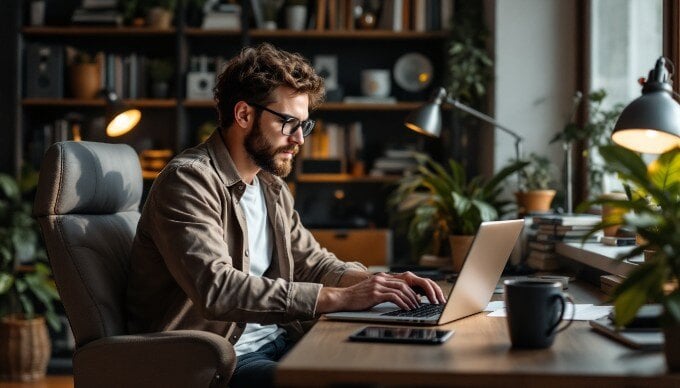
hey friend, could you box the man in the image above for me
[126,43,446,387]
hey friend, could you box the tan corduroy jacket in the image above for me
[126,130,366,344]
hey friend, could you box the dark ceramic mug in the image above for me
[504,279,575,349]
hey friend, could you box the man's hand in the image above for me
[315,272,446,314]
[385,271,447,306]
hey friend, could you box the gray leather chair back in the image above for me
[34,141,142,347]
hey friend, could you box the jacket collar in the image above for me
[206,128,282,194]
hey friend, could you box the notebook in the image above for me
[324,219,525,325]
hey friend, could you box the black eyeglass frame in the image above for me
[248,102,315,137]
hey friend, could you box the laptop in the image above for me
[325,219,524,325]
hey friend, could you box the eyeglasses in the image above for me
[248,103,315,137]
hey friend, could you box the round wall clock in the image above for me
[393,53,434,92]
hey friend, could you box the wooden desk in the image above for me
[277,280,678,387]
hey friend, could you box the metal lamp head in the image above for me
[104,90,141,137]
[611,57,680,154]
[404,87,447,137]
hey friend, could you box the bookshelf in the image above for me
[8,0,458,263]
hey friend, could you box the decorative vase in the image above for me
[515,189,556,216]
[69,63,100,99]
[146,7,172,29]
[286,5,307,31]
[449,234,475,273]
[0,315,51,381]
[664,324,680,371]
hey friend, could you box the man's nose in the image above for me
[289,126,304,145]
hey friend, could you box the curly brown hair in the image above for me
[213,43,325,128]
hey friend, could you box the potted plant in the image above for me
[388,153,526,271]
[147,58,174,98]
[0,172,61,381]
[69,51,100,100]
[550,89,624,199]
[141,0,176,29]
[580,144,680,371]
[514,153,558,215]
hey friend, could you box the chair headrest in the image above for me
[34,141,143,216]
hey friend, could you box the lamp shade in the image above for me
[404,87,447,137]
[611,57,680,154]
[103,90,141,137]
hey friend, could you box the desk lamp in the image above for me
[103,89,141,137]
[405,87,524,185]
[611,57,680,153]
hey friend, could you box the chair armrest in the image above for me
[73,330,235,388]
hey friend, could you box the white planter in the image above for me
[286,5,307,31]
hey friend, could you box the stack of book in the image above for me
[369,148,418,177]
[71,0,123,26]
[202,3,241,30]
[526,214,602,271]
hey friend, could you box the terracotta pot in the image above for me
[515,190,556,216]
[0,315,51,381]
[146,7,173,29]
[664,324,680,371]
[449,234,475,273]
[69,63,100,99]
[600,192,628,237]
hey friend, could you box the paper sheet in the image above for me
[484,302,612,321]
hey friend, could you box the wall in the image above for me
[494,0,578,197]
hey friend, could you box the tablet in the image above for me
[349,326,454,345]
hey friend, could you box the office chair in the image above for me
[34,141,235,387]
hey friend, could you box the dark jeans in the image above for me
[230,334,295,388]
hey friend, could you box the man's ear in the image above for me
[233,101,252,129]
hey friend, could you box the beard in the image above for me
[244,119,299,177]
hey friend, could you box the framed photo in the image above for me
[314,55,338,91]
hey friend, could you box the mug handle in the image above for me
[546,293,576,336]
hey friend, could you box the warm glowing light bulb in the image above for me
[645,130,659,138]
[418,73,430,83]
[107,109,141,137]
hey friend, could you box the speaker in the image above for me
[25,43,64,98]
[186,71,215,100]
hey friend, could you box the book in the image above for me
[536,232,602,242]
[342,96,397,104]
[528,241,555,252]
[532,214,601,226]
[526,254,561,271]
[537,224,595,232]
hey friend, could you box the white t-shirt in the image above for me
[233,176,285,356]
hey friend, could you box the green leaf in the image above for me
[18,293,34,319]
[612,262,665,326]
[648,148,680,193]
[0,273,14,294]
[44,310,62,332]
[0,174,21,202]
[598,146,651,189]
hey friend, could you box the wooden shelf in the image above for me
[22,98,177,108]
[320,102,424,111]
[142,170,160,180]
[184,28,447,39]
[296,174,400,183]
[22,26,176,36]
[184,100,424,111]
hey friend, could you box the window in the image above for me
[589,0,663,195]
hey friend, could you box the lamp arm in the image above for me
[444,97,524,143]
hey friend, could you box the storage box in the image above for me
[310,229,392,267]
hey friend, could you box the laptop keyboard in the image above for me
[381,303,445,318]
